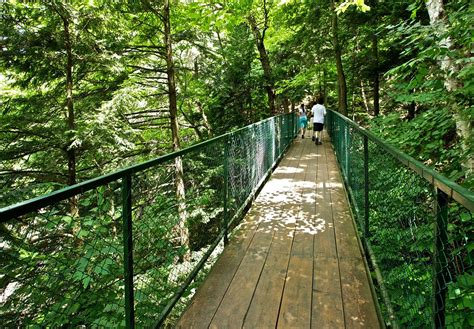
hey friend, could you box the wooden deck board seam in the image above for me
[242,138,305,328]
[274,221,297,329]
[274,137,308,328]
[325,141,348,329]
[309,137,320,329]
[206,226,260,327]
[241,230,276,326]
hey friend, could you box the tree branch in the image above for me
[128,65,167,73]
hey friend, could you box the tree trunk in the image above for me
[59,9,78,216]
[163,0,190,253]
[370,0,380,117]
[425,0,459,92]
[62,16,76,186]
[372,32,380,116]
[361,80,370,113]
[323,68,328,105]
[331,1,348,116]
[196,101,212,136]
[247,15,276,116]
[425,0,472,176]
[406,101,415,121]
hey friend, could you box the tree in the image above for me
[424,0,473,178]
[369,0,380,116]
[331,0,348,115]
[0,1,131,205]
[138,0,190,254]
[247,1,276,115]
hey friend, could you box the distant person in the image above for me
[299,104,308,138]
[311,97,326,145]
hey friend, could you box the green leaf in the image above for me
[82,276,91,289]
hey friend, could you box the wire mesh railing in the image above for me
[327,110,474,328]
[0,113,298,328]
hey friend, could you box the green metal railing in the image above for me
[327,110,474,328]
[0,113,298,328]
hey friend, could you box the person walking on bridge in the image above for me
[299,103,308,138]
[311,97,326,145]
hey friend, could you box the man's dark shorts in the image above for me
[313,123,324,132]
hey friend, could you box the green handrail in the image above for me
[327,109,473,328]
[0,113,298,328]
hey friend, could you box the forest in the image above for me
[1,0,472,202]
[0,0,472,327]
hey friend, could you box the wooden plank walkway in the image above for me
[177,132,380,329]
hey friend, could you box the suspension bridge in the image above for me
[177,132,380,328]
[1,111,472,328]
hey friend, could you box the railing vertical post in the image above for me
[275,117,279,159]
[122,174,135,329]
[337,117,341,160]
[339,118,344,172]
[344,124,349,179]
[432,188,448,329]
[223,137,230,246]
[328,112,333,138]
[292,112,296,138]
[363,135,369,239]
[286,114,289,143]
[290,112,292,139]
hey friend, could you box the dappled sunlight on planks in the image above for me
[177,132,380,329]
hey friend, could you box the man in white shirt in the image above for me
[311,97,327,145]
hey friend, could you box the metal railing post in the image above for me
[363,135,369,240]
[432,188,448,329]
[122,174,135,329]
[335,117,340,157]
[344,124,349,179]
[277,116,281,156]
[292,112,294,138]
[339,119,344,165]
[223,137,230,246]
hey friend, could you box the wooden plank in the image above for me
[312,256,345,329]
[311,139,345,328]
[313,142,337,258]
[277,232,313,328]
[332,207,363,260]
[243,230,293,328]
[324,143,363,259]
[332,211,379,327]
[209,230,274,329]
[179,139,304,328]
[339,258,380,328]
[242,138,306,328]
[325,142,380,328]
[176,222,258,329]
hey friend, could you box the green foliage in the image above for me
[360,140,471,328]
[332,109,473,328]
[1,0,473,327]
[1,113,296,327]
[0,1,135,198]
[447,273,474,328]
[205,23,268,134]
[336,0,371,14]
[268,0,339,107]
[370,108,464,182]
